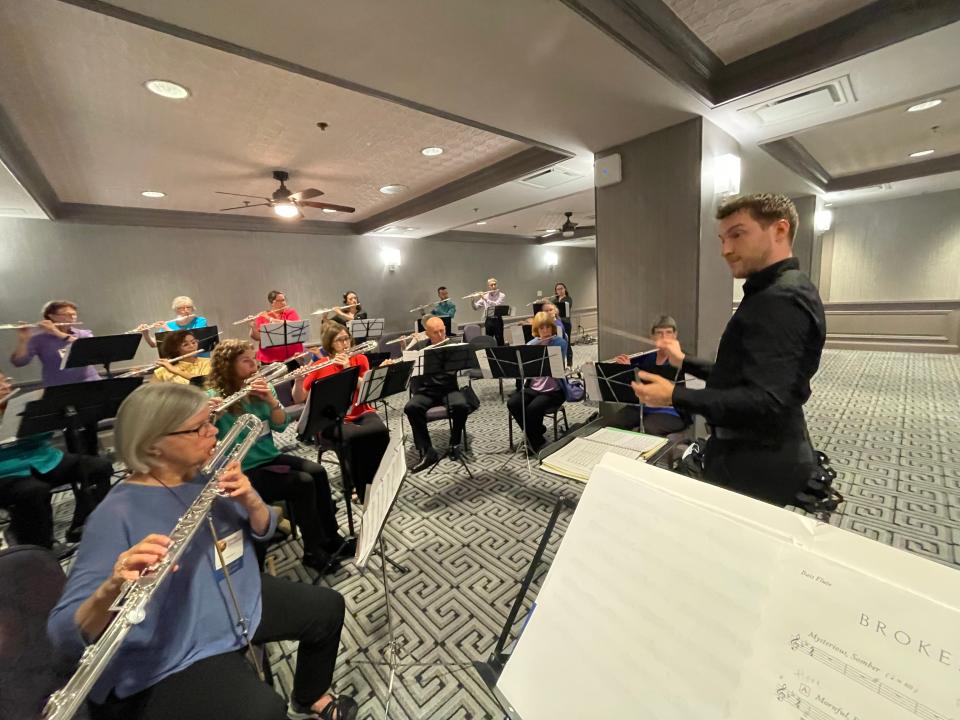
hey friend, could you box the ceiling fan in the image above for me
[216,170,356,219]
[538,211,595,239]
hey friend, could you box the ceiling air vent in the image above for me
[515,166,583,190]
[739,76,855,126]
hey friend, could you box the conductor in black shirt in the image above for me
[405,316,471,472]
[632,193,826,507]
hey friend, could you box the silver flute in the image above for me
[42,414,264,720]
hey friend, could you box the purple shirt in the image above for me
[11,328,100,386]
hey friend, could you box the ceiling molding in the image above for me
[826,153,960,192]
[557,0,960,106]
[761,138,833,190]
[0,105,61,219]
[55,0,573,158]
[424,230,537,245]
[56,203,356,235]
[354,147,569,235]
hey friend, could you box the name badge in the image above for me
[213,529,244,576]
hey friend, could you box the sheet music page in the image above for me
[475,349,492,379]
[587,426,666,454]
[500,455,960,720]
[401,349,424,377]
[546,344,564,377]
[540,438,642,482]
[355,434,406,568]
[581,361,601,400]
[0,389,43,443]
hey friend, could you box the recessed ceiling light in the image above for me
[909,149,935,158]
[421,147,444,157]
[379,184,408,195]
[140,190,165,198]
[144,79,190,100]
[321,208,338,213]
[476,221,487,225]
[906,99,942,113]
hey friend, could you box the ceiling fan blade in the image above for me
[219,203,270,212]
[289,188,324,202]
[215,191,272,201]
[539,229,559,237]
[301,201,356,213]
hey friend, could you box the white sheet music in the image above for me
[355,433,406,568]
[539,438,645,482]
[586,427,665,454]
[499,455,960,720]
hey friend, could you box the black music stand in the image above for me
[591,362,642,405]
[349,318,384,343]
[62,334,141,379]
[416,315,453,335]
[155,325,220,357]
[482,344,564,472]
[356,359,413,425]
[297,366,361,536]
[260,320,309,358]
[532,302,545,315]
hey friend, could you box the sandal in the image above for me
[317,694,359,720]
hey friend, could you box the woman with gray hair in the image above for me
[47,383,357,720]
[137,295,209,349]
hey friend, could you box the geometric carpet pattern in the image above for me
[9,346,960,719]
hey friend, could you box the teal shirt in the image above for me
[211,388,288,472]
[0,433,63,478]
[431,299,457,319]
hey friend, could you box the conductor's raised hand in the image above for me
[631,371,675,408]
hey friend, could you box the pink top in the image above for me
[254,307,304,363]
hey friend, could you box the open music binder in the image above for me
[539,427,666,482]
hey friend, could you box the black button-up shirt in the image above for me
[672,257,826,438]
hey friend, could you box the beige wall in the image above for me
[0,218,597,382]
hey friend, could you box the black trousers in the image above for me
[507,388,564,450]
[321,413,389,503]
[245,455,340,556]
[89,575,346,720]
[0,453,113,547]
[64,420,100,456]
[703,437,816,508]
[484,316,505,345]
[617,406,687,438]
[404,390,469,453]
[560,319,573,364]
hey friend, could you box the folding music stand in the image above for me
[296,366,361,535]
[479,344,564,473]
[356,359,413,425]
[260,320,309,356]
[61,334,141,379]
[532,302,545,315]
[349,317,384,342]
[155,325,220,358]
[588,361,643,405]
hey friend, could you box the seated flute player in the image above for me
[404,316,472,472]
[506,312,569,453]
[207,340,351,574]
[613,315,689,437]
[46,383,359,720]
[151,331,211,384]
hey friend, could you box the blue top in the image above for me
[431,299,457,319]
[0,433,63,478]
[525,336,569,393]
[10,328,100,386]
[164,316,208,331]
[631,353,680,418]
[47,477,277,703]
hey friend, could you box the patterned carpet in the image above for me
[7,346,960,719]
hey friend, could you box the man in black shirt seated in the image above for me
[405,316,471,472]
[632,193,826,507]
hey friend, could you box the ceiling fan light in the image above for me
[562,230,575,238]
[273,203,299,218]
[321,208,338,213]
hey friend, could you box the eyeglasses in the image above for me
[166,415,216,437]
[333,336,350,344]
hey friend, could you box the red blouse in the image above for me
[300,352,374,422]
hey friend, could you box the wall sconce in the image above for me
[714,153,741,197]
[814,209,834,234]
[380,247,401,272]
[544,250,559,270]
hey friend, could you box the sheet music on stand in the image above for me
[260,320,309,349]
[349,317,384,340]
[354,434,407,568]
[59,333,141,375]
[356,361,414,405]
[403,342,472,378]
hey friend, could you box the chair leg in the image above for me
[561,406,569,433]
[553,412,559,441]
[499,378,504,402]
[284,499,299,540]
[508,412,514,451]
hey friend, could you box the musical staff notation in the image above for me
[788,635,953,720]
[776,684,833,720]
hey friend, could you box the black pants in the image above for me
[322,413,389,503]
[89,575,346,720]
[0,453,113,547]
[560,319,573,364]
[245,455,340,557]
[507,388,564,451]
[404,390,469,453]
[64,420,100,456]
[617,407,687,438]
[484,316,504,346]
[703,437,816,508]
